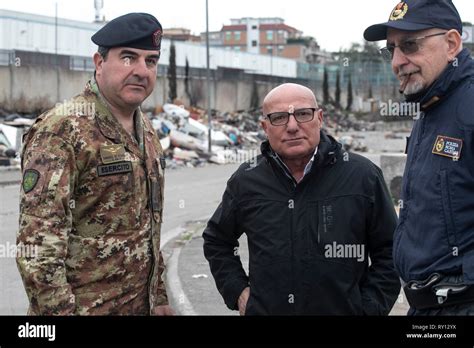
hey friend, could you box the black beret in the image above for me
[91,13,162,50]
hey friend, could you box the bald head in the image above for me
[260,83,323,164]
[263,83,318,115]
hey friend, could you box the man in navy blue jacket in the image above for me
[364,0,474,315]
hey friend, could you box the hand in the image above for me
[151,305,175,316]
[238,287,250,316]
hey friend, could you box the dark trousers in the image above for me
[406,274,474,315]
[408,301,474,315]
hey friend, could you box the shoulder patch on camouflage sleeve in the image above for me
[22,169,40,193]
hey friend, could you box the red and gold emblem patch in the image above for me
[390,2,408,21]
[153,29,162,48]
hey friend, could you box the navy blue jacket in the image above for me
[394,49,474,283]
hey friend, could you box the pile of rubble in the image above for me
[322,105,413,153]
[0,109,32,166]
[0,102,413,168]
[149,103,265,169]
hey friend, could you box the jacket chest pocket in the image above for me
[149,158,165,224]
[307,196,368,252]
[439,169,457,246]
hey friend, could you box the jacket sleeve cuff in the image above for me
[222,277,249,311]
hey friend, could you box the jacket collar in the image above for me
[261,131,340,173]
[407,48,474,111]
[85,79,145,160]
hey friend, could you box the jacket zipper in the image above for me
[147,175,156,313]
[289,190,296,314]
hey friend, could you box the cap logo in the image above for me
[153,29,162,48]
[390,2,408,21]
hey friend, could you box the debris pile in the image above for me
[0,101,413,168]
[0,110,28,167]
[150,104,264,169]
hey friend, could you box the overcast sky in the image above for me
[1,0,473,51]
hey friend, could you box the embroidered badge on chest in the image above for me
[432,135,463,160]
[100,144,126,164]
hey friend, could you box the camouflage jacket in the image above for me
[17,80,168,315]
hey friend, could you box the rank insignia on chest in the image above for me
[100,144,126,164]
[432,135,463,160]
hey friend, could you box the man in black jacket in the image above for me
[203,83,401,315]
[364,0,474,315]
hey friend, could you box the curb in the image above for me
[0,166,21,186]
[165,244,197,315]
[162,221,210,316]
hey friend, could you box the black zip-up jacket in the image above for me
[203,132,401,315]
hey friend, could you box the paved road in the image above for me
[166,221,409,316]
[0,163,240,315]
[0,161,409,316]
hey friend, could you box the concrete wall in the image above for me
[0,65,286,113]
[1,65,93,112]
[380,154,407,203]
[358,153,407,203]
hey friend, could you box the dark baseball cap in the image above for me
[92,13,162,50]
[364,0,462,41]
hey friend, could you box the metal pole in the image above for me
[55,2,60,102]
[206,0,212,153]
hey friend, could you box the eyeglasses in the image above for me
[380,32,447,61]
[266,108,318,126]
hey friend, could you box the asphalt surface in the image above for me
[0,161,409,316]
[0,163,240,315]
[165,221,409,316]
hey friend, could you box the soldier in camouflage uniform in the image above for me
[17,13,173,315]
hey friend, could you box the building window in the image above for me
[266,31,273,41]
[234,46,241,51]
[267,46,273,54]
[252,40,258,47]
[278,45,285,51]
[234,31,241,41]
[252,25,257,30]
[226,32,232,41]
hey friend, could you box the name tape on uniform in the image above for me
[97,161,132,177]
[432,135,463,159]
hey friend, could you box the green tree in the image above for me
[323,68,329,105]
[168,42,177,102]
[346,74,353,111]
[250,78,259,110]
[184,58,194,106]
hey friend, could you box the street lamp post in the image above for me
[55,2,60,102]
[205,0,212,153]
